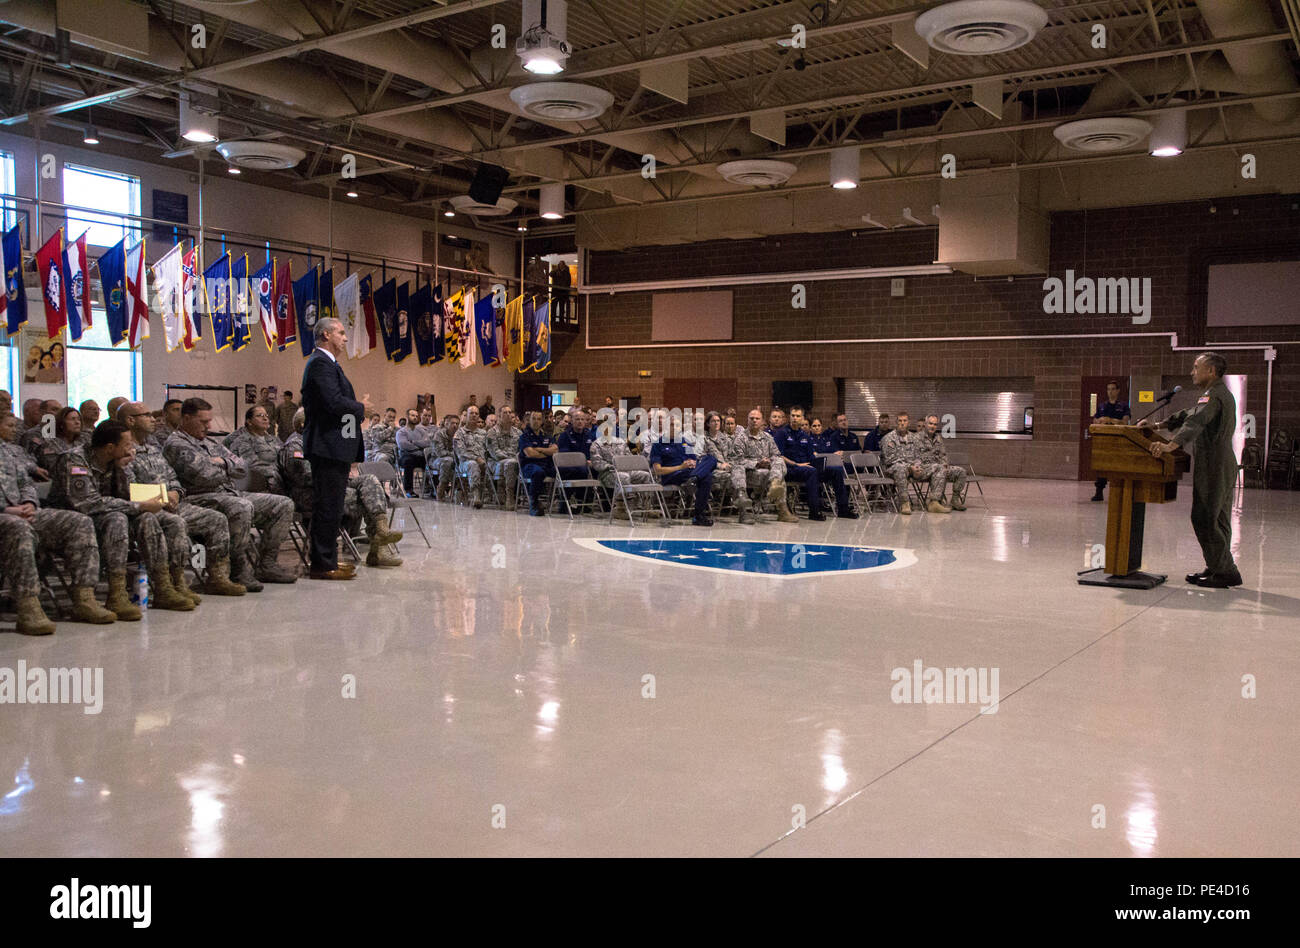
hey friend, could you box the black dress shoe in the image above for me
[1185,569,1210,584]
[309,569,355,581]
[808,510,826,522]
[837,508,859,520]
[1091,493,1105,502]
[1191,571,1243,588]
[692,515,714,527]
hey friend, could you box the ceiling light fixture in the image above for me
[830,146,860,189]
[539,182,565,220]
[227,166,241,175]
[179,92,219,144]
[82,126,99,145]
[517,0,570,75]
[1149,99,1187,157]
[346,189,359,198]
[444,210,455,217]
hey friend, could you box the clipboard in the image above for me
[129,483,168,503]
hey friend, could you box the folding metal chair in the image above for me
[360,460,431,547]
[850,452,899,513]
[449,450,476,506]
[550,452,609,518]
[945,447,986,507]
[814,453,845,517]
[610,455,672,526]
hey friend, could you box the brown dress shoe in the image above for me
[308,569,356,580]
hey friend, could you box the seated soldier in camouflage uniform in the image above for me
[164,397,298,589]
[119,401,247,597]
[880,412,930,515]
[223,404,285,493]
[0,412,117,634]
[452,406,489,508]
[17,398,53,463]
[77,400,101,450]
[36,406,84,472]
[700,411,749,522]
[48,420,198,616]
[485,407,520,510]
[733,409,797,522]
[916,414,967,512]
[427,414,459,502]
[279,409,403,568]
[149,399,182,451]
[590,412,653,519]
[363,408,398,464]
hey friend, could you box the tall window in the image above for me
[62,163,140,249]
[65,309,141,409]
[0,150,16,233]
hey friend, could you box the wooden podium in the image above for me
[1078,424,1190,589]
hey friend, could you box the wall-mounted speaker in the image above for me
[469,163,510,205]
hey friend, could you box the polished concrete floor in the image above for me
[3,478,1298,857]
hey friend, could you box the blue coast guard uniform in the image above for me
[518,428,556,509]
[650,436,717,521]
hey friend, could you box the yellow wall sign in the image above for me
[1138,391,1155,403]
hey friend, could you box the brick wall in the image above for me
[554,192,1300,479]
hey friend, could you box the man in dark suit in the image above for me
[300,317,372,580]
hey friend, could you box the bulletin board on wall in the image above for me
[16,325,68,406]
[167,383,238,436]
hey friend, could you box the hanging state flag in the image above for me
[125,238,150,349]
[492,295,506,367]
[532,299,552,371]
[459,287,477,368]
[394,281,412,363]
[151,242,186,352]
[375,278,399,360]
[504,294,525,372]
[412,283,434,366]
[431,285,445,364]
[319,268,334,324]
[359,273,378,351]
[293,264,319,357]
[0,227,9,327]
[36,229,66,339]
[96,238,127,346]
[335,271,364,359]
[474,294,498,369]
[252,260,275,351]
[444,288,463,363]
[181,246,200,350]
[204,252,233,352]
[517,296,536,371]
[230,254,251,352]
[61,230,91,343]
[273,260,296,351]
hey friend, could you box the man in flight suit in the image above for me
[1144,352,1242,588]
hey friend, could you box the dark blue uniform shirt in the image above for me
[557,427,596,458]
[1094,400,1130,421]
[774,426,819,465]
[518,428,556,470]
[828,429,860,453]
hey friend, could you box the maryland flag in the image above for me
[444,288,464,363]
[504,294,525,372]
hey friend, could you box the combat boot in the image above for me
[150,569,196,611]
[69,587,115,624]
[926,500,951,514]
[737,496,755,525]
[770,483,798,523]
[368,513,403,546]
[899,501,912,515]
[171,566,202,605]
[231,555,263,593]
[366,546,403,568]
[950,497,967,511]
[106,571,142,621]
[15,596,55,635]
[201,556,247,596]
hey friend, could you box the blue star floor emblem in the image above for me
[573,538,916,578]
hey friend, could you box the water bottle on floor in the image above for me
[132,567,150,609]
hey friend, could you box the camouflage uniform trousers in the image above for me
[87,509,187,574]
[488,459,519,500]
[920,463,967,501]
[0,509,101,599]
[177,502,231,560]
[456,458,487,499]
[188,491,292,566]
[345,473,387,529]
[426,451,455,491]
[887,462,919,499]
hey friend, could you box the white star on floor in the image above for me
[638,549,668,554]
[696,547,721,552]
[853,548,882,553]
[756,548,785,554]
[716,552,745,558]
[805,551,828,556]
[673,554,698,559]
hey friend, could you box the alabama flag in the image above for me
[125,239,150,348]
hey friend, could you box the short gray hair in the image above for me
[314,316,343,344]
[293,407,306,432]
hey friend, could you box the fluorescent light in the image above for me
[518,0,569,74]
[539,182,564,220]
[523,55,564,74]
[179,92,218,144]
[346,189,359,198]
[82,126,99,145]
[444,210,455,217]
[830,146,859,189]
[227,166,241,175]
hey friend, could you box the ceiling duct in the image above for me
[1052,117,1153,152]
[715,160,798,187]
[449,195,519,216]
[913,0,1049,55]
[216,141,306,171]
[509,82,614,122]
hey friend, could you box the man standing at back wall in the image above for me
[301,317,372,580]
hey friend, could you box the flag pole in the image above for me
[327,185,334,272]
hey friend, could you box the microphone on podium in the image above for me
[1135,385,1182,424]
